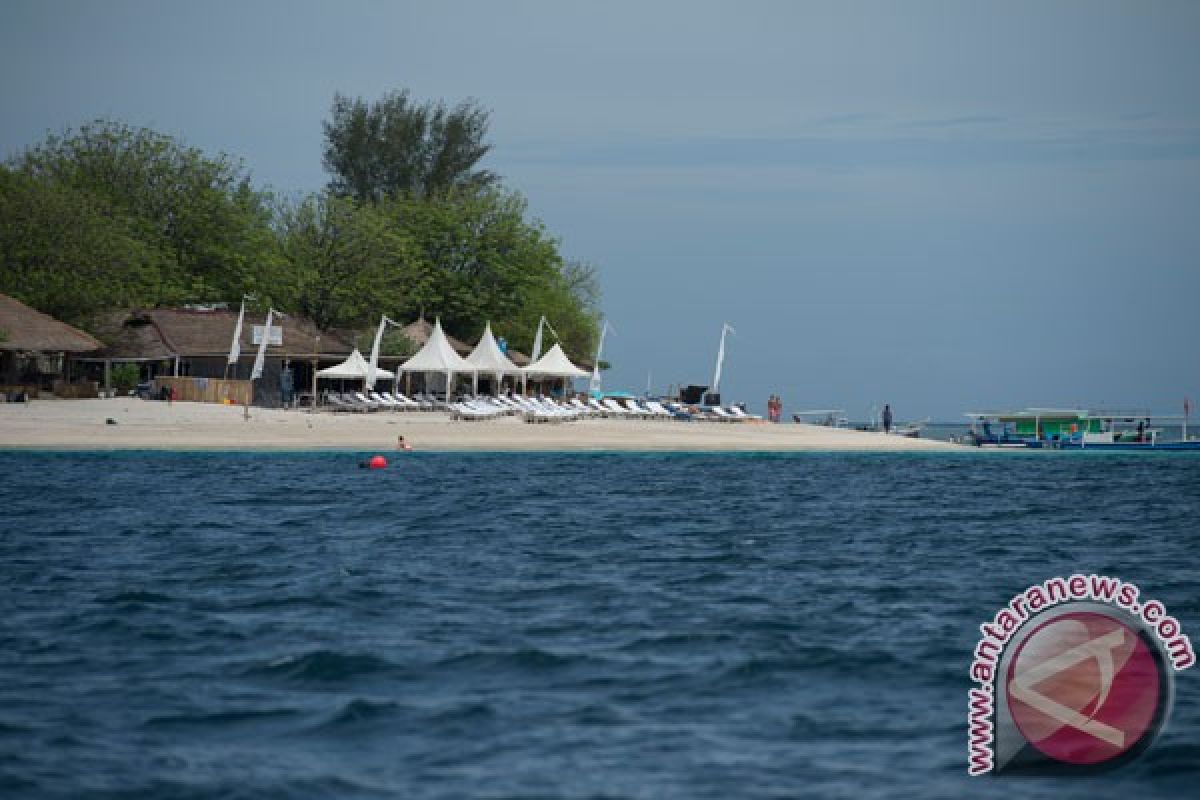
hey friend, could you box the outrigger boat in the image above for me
[960,408,1200,450]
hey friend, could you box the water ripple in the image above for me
[0,451,1196,799]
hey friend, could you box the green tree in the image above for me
[110,363,141,392]
[276,192,416,330]
[0,165,167,324]
[381,189,600,359]
[12,120,282,305]
[323,90,497,203]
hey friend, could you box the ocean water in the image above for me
[1,451,1197,799]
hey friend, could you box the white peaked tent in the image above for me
[466,321,519,393]
[523,342,588,395]
[317,348,394,381]
[523,343,589,378]
[397,317,476,397]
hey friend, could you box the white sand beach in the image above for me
[0,398,961,451]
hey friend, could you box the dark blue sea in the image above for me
[1,451,1198,799]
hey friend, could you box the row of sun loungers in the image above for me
[323,391,445,412]
[447,395,763,424]
[322,389,761,422]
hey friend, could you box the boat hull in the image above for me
[1054,440,1200,451]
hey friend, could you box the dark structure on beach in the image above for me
[81,307,354,407]
[0,293,103,398]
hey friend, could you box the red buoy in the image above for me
[368,455,388,470]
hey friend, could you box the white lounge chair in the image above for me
[602,398,633,416]
[709,406,738,422]
[586,397,610,416]
[728,406,762,421]
[325,393,363,412]
[623,398,655,418]
[353,391,384,411]
[493,396,522,413]
[414,392,443,410]
[449,401,492,420]
[568,397,595,415]
[369,391,400,410]
[644,400,674,418]
[388,391,421,410]
[339,392,374,412]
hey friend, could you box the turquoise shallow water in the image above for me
[1,451,1197,798]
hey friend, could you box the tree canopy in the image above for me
[0,120,283,323]
[1,89,601,359]
[323,90,497,203]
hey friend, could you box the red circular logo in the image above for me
[1006,611,1162,765]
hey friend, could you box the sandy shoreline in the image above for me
[0,398,963,452]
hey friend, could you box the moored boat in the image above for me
[959,408,1200,450]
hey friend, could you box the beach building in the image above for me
[0,293,103,398]
[81,307,354,407]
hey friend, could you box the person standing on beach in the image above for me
[882,404,893,434]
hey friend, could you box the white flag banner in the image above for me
[227,299,245,366]
[530,316,545,363]
[712,322,736,394]
[590,320,611,393]
[250,309,276,381]
[366,314,398,390]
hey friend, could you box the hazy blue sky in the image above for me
[3,1,1198,418]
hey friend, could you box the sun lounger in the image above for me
[386,391,421,410]
[409,392,432,410]
[337,392,373,412]
[535,398,577,419]
[623,398,656,418]
[325,393,364,412]
[468,400,507,417]
[474,397,510,415]
[411,392,439,410]
[368,391,401,410]
[709,406,739,422]
[602,397,633,416]
[492,396,523,413]
[353,391,384,410]
[449,401,494,420]
[649,403,673,418]
[520,398,558,423]
[568,398,597,415]
[643,400,674,418]
[520,397,576,423]
[727,406,761,421]
[586,397,611,416]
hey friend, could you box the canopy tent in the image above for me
[317,348,394,381]
[397,317,476,398]
[465,321,520,393]
[522,343,589,378]
[522,342,588,397]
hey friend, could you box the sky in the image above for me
[3,0,1199,419]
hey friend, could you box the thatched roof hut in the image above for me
[89,308,353,360]
[399,318,472,356]
[0,294,103,353]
